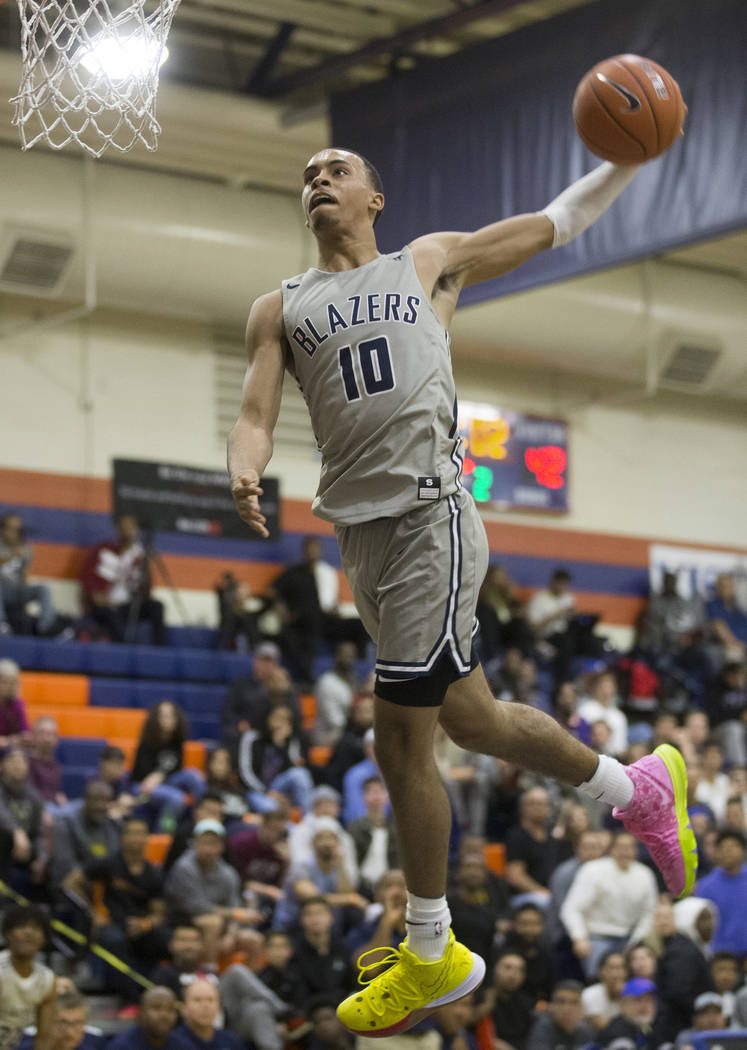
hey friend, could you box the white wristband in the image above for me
[541,162,642,248]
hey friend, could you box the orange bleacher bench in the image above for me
[26,704,146,738]
[184,741,206,772]
[145,834,172,864]
[93,737,206,773]
[483,842,506,876]
[309,745,331,766]
[300,694,316,730]
[20,672,89,707]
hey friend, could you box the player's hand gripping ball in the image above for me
[573,54,686,164]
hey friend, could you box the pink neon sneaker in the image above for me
[613,744,698,899]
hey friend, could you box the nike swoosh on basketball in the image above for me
[595,73,641,112]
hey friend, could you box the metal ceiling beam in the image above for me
[245,21,296,93]
[258,0,546,98]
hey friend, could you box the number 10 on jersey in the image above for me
[339,336,395,402]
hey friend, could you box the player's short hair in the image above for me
[337,147,384,226]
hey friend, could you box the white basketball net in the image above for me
[11,0,181,156]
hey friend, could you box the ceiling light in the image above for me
[77,33,169,83]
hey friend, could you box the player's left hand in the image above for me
[231,473,269,538]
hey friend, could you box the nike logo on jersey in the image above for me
[595,72,641,112]
[287,282,301,289]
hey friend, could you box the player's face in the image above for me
[301,149,380,233]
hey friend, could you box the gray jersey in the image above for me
[281,246,463,525]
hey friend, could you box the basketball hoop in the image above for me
[11,0,181,157]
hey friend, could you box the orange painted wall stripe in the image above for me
[0,468,111,514]
[482,520,650,567]
[31,542,356,602]
[2,466,745,562]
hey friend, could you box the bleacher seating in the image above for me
[1,636,251,682]
[5,636,361,806]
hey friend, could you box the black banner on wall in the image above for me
[112,459,280,542]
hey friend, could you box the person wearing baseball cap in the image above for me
[193,818,226,838]
[691,993,726,1030]
[671,993,728,1050]
[164,815,257,964]
[288,785,359,888]
[598,978,657,1049]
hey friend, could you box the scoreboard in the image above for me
[457,402,569,514]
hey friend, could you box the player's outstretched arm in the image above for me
[228,290,286,538]
[411,161,642,318]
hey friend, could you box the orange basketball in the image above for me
[573,54,686,165]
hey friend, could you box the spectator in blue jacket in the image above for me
[696,829,747,956]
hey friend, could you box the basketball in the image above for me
[573,54,686,165]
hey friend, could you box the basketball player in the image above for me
[228,144,695,1037]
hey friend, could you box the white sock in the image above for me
[405,892,451,962]
[577,754,634,810]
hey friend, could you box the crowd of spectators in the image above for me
[0,516,746,1050]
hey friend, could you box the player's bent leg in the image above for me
[439,665,697,898]
[439,664,597,783]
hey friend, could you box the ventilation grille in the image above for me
[212,328,316,454]
[0,233,74,292]
[660,344,721,387]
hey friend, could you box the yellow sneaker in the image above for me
[337,930,486,1037]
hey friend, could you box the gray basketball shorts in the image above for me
[335,486,489,684]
